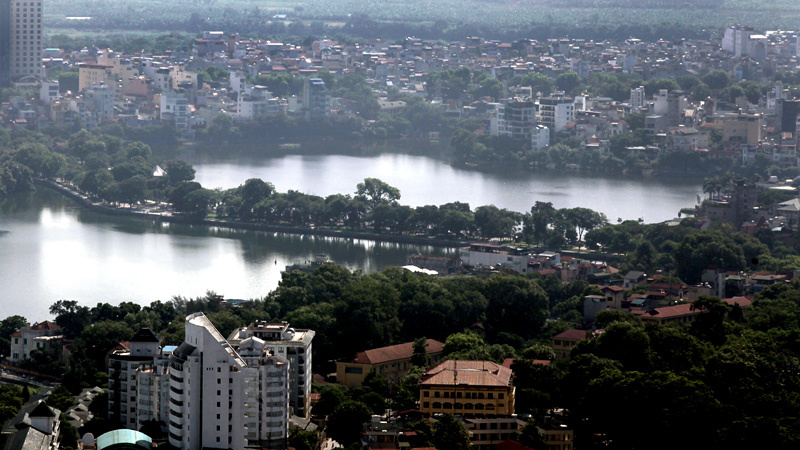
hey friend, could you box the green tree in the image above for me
[288,429,318,450]
[555,72,580,94]
[165,160,196,185]
[355,177,401,210]
[411,337,429,367]
[0,315,26,358]
[432,414,471,450]
[325,401,372,445]
[703,70,731,91]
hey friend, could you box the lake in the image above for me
[0,145,702,321]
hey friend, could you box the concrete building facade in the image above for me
[228,321,314,418]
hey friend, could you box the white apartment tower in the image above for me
[228,321,314,419]
[630,86,645,112]
[107,328,163,428]
[167,313,290,450]
[538,92,575,133]
[109,316,294,450]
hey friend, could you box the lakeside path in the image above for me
[35,178,471,248]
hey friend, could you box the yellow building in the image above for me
[419,360,514,416]
[336,339,444,386]
[78,63,114,92]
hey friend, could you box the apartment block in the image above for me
[108,315,295,450]
[168,313,290,450]
[228,321,314,418]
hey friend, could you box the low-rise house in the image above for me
[7,321,63,363]
[1,400,60,450]
[465,416,526,449]
[552,329,601,360]
[623,271,647,289]
[636,303,701,325]
[336,339,444,386]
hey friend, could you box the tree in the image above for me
[411,337,429,367]
[555,72,580,94]
[180,188,214,220]
[0,315,26,358]
[165,160,196,185]
[518,72,553,97]
[115,175,147,206]
[473,205,520,239]
[703,70,731,91]
[432,414,471,450]
[288,429,318,450]
[355,178,401,210]
[325,401,372,446]
[518,420,546,449]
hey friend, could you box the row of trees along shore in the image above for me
[0,125,613,245]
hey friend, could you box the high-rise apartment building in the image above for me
[107,328,165,428]
[0,0,43,84]
[228,321,314,419]
[109,314,295,450]
[302,77,330,120]
[168,313,290,450]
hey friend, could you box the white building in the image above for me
[236,85,280,120]
[228,321,314,419]
[84,83,115,125]
[108,328,164,428]
[40,81,59,105]
[722,25,755,57]
[538,93,575,133]
[7,321,63,363]
[109,318,294,450]
[531,124,550,150]
[230,70,247,94]
[459,243,536,274]
[630,86,645,112]
[168,313,290,450]
[160,92,190,129]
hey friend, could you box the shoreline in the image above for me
[35,179,471,249]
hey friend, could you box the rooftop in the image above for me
[420,360,512,387]
[352,339,444,365]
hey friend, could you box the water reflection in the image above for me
[0,189,454,321]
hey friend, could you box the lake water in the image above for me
[0,146,703,321]
[186,144,703,223]
[0,189,452,321]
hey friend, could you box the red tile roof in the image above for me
[30,321,60,331]
[420,360,512,387]
[642,303,700,320]
[501,358,550,369]
[353,339,444,365]
[495,440,533,450]
[722,296,752,308]
[553,329,591,341]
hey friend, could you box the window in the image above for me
[344,367,362,374]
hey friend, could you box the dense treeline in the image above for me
[27,255,800,448]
